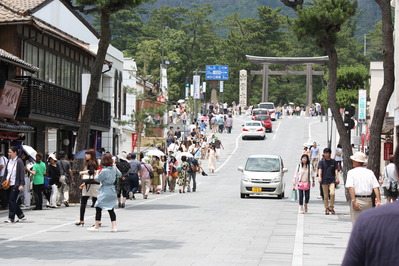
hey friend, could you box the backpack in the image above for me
[116,160,130,176]
[189,158,198,173]
[388,180,398,193]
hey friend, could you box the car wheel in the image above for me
[262,135,266,140]
[240,193,246,199]
[270,129,272,133]
[277,193,282,199]
[242,136,245,140]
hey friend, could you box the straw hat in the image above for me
[117,152,128,161]
[350,152,367,163]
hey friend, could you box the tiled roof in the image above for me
[0,48,39,72]
[0,4,30,22]
[0,0,48,14]
[0,120,35,133]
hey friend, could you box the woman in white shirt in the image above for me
[3,146,26,223]
[293,154,315,214]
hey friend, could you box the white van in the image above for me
[258,102,276,120]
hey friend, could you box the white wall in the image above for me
[369,61,385,122]
[33,0,98,44]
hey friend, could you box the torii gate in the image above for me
[246,55,329,114]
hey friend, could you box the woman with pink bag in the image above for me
[293,154,315,214]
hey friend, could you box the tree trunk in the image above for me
[368,0,395,178]
[322,40,352,201]
[70,10,111,203]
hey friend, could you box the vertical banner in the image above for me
[239,69,247,107]
[132,133,138,152]
[193,75,200,99]
[358,89,366,122]
[219,81,224,92]
[384,142,393,160]
[202,81,206,93]
[190,84,194,97]
[185,86,189,99]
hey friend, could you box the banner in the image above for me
[132,133,138,152]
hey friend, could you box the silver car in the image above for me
[238,155,287,199]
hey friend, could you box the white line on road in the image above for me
[292,212,304,266]
[307,121,319,144]
[215,133,242,173]
[0,193,177,244]
[273,121,281,141]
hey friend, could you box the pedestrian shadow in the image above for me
[0,238,183,260]
[125,204,199,211]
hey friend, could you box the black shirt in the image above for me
[342,201,399,265]
[47,164,60,185]
[317,158,337,184]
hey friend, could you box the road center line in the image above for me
[0,193,177,244]
[273,121,281,140]
[215,133,242,173]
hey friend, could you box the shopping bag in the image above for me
[290,189,298,201]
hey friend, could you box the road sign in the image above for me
[219,81,224,92]
[206,65,229,80]
[193,75,200,99]
[358,90,366,122]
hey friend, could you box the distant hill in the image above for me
[142,0,381,38]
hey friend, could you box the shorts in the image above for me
[384,187,399,198]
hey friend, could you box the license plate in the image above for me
[252,187,262,193]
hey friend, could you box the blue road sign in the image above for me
[206,65,229,80]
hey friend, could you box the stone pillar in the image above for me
[210,80,218,103]
[305,64,313,116]
[239,69,247,109]
[262,64,269,102]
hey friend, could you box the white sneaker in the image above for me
[317,196,322,199]
[111,228,118,233]
[87,227,99,232]
[19,216,27,221]
[128,191,133,200]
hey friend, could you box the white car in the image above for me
[238,155,287,199]
[258,102,276,120]
[242,121,265,140]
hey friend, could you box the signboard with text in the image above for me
[193,75,200,99]
[0,81,23,119]
[358,89,366,122]
[206,65,229,80]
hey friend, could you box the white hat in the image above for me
[117,152,128,161]
[350,152,367,163]
[48,154,57,161]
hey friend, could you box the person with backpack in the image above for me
[345,152,381,225]
[382,155,398,204]
[115,153,131,208]
[56,151,72,207]
[187,157,199,192]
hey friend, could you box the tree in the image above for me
[367,1,394,178]
[67,0,149,202]
[281,0,357,187]
[317,65,370,108]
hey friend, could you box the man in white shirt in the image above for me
[345,152,381,225]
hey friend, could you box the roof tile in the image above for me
[0,0,48,14]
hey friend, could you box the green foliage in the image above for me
[366,21,383,61]
[318,64,370,108]
[293,0,358,47]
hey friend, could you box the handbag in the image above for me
[143,164,154,179]
[157,168,163,174]
[1,179,10,190]
[290,189,298,201]
[171,167,178,179]
[44,177,51,187]
[298,182,310,190]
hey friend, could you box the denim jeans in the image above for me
[9,186,24,221]
[298,189,310,205]
[128,173,139,194]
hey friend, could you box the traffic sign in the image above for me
[206,65,229,80]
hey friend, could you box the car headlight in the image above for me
[242,175,250,182]
[272,176,281,183]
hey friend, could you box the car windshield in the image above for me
[253,110,267,115]
[259,104,274,109]
[245,122,261,127]
[245,158,280,172]
[256,115,269,120]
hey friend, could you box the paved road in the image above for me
[0,115,351,265]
